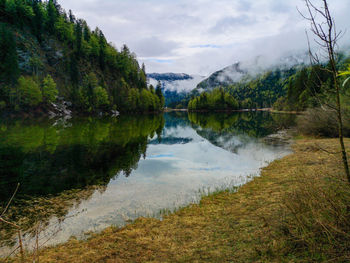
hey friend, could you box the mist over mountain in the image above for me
[146,52,311,108]
[196,52,310,91]
[147,73,205,108]
[148,73,205,93]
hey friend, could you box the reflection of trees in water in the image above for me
[188,112,295,153]
[188,112,295,137]
[163,112,190,129]
[0,115,165,248]
[0,115,165,202]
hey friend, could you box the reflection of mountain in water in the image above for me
[149,137,193,145]
[188,112,295,154]
[0,112,294,254]
[163,111,190,129]
[0,115,165,249]
[0,115,165,201]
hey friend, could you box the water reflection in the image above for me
[0,115,165,200]
[0,112,294,255]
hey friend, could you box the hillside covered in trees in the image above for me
[188,67,298,110]
[0,0,164,115]
[188,55,350,111]
[273,59,350,112]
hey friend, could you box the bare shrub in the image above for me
[297,108,350,137]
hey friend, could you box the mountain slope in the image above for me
[196,53,310,92]
[0,0,164,114]
[196,63,247,91]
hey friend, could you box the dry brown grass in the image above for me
[4,138,350,263]
[1,186,105,248]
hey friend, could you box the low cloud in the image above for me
[130,37,180,57]
[59,0,350,76]
[208,15,257,35]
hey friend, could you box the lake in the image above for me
[0,111,295,256]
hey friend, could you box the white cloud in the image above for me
[59,0,350,75]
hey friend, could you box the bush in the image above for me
[297,107,350,137]
[42,75,58,103]
[17,76,42,107]
[0,101,6,110]
[273,97,287,111]
[94,86,109,110]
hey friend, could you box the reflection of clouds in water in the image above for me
[17,115,291,251]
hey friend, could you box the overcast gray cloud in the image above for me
[59,0,350,75]
[208,15,257,35]
[131,37,180,57]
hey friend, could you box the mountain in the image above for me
[0,0,164,115]
[188,54,312,110]
[147,73,205,108]
[196,63,247,91]
[148,73,205,93]
[196,53,310,92]
[147,73,193,82]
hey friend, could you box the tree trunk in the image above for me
[329,47,350,183]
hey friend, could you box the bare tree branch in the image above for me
[1,183,20,217]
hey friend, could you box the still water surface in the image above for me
[0,112,294,255]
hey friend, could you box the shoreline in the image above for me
[8,137,348,262]
[167,108,300,114]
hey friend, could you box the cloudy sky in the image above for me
[59,0,350,75]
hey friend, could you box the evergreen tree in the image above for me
[68,9,75,23]
[0,0,161,114]
[74,19,83,55]
[31,0,45,42]
[0,24,19,89]
[0,0,5,17]
[46,0,58,34]
[155,81,164,108]
[82,21,90,42]
[98,30,107,70]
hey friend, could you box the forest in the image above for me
[188,57,350,113]
[188,88,239,111]
[0,0,164,114]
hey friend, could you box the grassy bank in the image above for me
[8,138,350,263]
[1,186,105,249]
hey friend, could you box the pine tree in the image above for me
[0,24,19,88]
[31,0,44,42]
[155,81,164,109]
[98,30,107,70]
[68,9,75,23]
[74,19,83,55]
[0,0,6,20]
[82,21,90,42]
[46,0,58,34]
